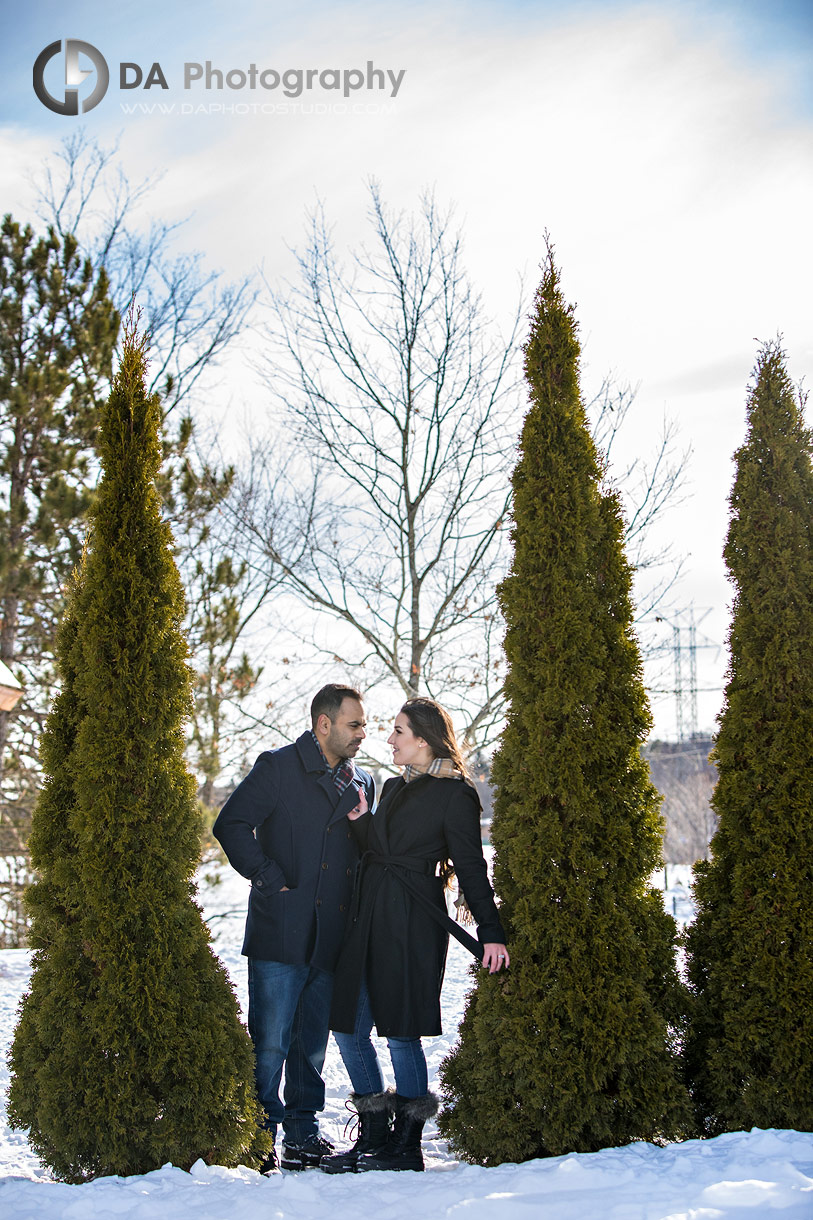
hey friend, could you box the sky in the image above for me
[2,0,812,742]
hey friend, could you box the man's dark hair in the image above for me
[310,684,364,728]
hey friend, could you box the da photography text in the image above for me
[33,39,406,116]
[129,61,406,98]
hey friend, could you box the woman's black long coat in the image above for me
[329,774,506,1038]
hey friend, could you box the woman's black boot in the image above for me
[320,1091,393,1174]
[355,1091,438,1172]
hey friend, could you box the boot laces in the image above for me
[342,1097,360,1143]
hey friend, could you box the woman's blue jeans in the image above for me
[333,979,428,1098]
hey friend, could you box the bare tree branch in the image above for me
[230,185,524,743]
[586,374,691,638]
[34,132,256,415]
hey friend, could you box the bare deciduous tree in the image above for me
[240,185,523,747]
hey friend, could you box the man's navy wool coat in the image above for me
[213,731,375,971]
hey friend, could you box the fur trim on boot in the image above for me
[353,1089,395,1115]
[320,1090,394,1174]
[399,1092,439,1123]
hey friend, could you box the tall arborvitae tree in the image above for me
[439,247,692,1165]
[684,341,813,1134]
[7,316,268,1182]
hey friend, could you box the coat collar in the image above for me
[295,729,367,821]
[295,729,330,774]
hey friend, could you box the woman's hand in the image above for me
[482,943,510,973]
[347,786,369,821]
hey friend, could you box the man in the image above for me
[213,684,375,1172]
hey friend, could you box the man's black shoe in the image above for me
[259,1148,280,1174]
[281,1133,335,1170]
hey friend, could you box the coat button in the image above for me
[339,904,345,912]
[327,826,332,834]
[255,879,263,887]
[316,899,322,906]
[322,862,328,870]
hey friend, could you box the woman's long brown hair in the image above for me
[399,697,472,780]
[399,697,478,889]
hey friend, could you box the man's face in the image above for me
[324,698,366,762]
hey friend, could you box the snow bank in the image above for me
[0,1129,810,1220]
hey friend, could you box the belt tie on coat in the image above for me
[348,850,485,962]
[348,851,431,922]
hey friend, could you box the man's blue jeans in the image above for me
[247,958,333,1144]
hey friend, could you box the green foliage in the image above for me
[7,316,268,1181]
[439,247,692,1164]
[0,214,118,943]
[684,341,813,1134]
[0,212,119,732]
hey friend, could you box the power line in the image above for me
[653,608,719,742]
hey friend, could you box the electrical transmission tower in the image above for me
[671,610,698,741]
[654,608,716,742]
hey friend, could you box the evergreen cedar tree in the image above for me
[439,249,692,1165]
[684,341,813,1134]
[7,317,269,1182]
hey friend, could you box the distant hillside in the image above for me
[643,737,717,864]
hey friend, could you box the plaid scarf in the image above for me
[310,730,357,795]
[403,757,474,787]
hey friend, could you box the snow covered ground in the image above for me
[1,862,811,1220]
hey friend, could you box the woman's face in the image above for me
[387,711,433,767]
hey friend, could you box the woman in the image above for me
[321,697,509,1174]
